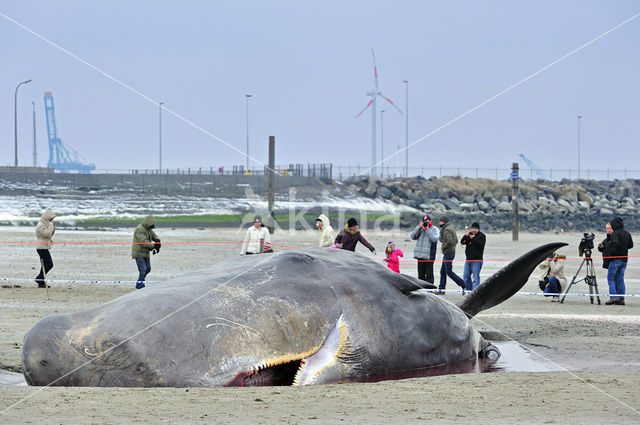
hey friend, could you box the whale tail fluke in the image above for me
[458,242,568,318]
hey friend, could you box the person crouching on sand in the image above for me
[384,241,403,273]
[35,210,56,288]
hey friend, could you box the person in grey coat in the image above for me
[410,215,440,284]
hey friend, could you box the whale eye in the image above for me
[40,360,48,366]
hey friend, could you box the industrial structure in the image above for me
[44,92,95,173]
[356,48,403,177]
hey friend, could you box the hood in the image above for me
[317,214,330,228]
[142,215,156,229]
[344,224,358,235]
[610,217,624,231]
[40,210,55,223]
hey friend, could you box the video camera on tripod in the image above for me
[560,232,600,304]
[578,232,595,256]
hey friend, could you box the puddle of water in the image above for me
[0,341,558,387]
[0,369,27,386]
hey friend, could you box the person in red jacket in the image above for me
[384,241,404,273]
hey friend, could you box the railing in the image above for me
[332,165,640,181]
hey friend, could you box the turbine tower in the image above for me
[356,48,403,177]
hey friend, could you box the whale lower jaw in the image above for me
[226,315,347,387]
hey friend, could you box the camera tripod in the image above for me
[560,248,601,304]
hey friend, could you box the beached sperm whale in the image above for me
[22,242,566,387]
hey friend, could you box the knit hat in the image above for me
[347,217,358,227]
[253,215,262,223]
[422,215,431,222]
[387,241,396,251]
[439,215,450,224]
[471,221,480,230]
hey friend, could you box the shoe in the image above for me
[605,298,617,305]
[538,281,546,291]
[434,290,445,295]
[38,284,50,288]
[135,284,145,290]
[615,298,626,305]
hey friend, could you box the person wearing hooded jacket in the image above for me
[438,216,466,293]
[35,210,56,288]
[410,214,440,284]
[132,215,161,289]
[315,214,335,247]
[605,217,633,305]
[334,217,376,254]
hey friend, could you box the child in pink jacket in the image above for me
[384,241,403,273]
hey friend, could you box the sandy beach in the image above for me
[1,226,639,424]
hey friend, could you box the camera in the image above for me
[578,232,595,256]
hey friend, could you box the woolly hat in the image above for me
[347,217,358,227]
[439,215,450,224]
[471,221,480,229]
[422,215,431,222]
[253,215,262,223]
[387,241,396,251]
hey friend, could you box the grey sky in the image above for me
[2,1,639,173]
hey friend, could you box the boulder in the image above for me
[376,186,392,199]
[444,198,460,210]
[599,207,614,216]
[460,203,478,212]
[477,200,490,212]
[364,182,378,197]
[496,201,512,212]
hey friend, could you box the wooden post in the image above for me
[511,162,519,242]
[259,237,265,254]
[40,258,50,301]
[267,136,276,232]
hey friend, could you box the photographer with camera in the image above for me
[460,222,486,290]
[538,253,567,301]
[132,215,161,289]
[410,215,440,284]
[604,217,634,305]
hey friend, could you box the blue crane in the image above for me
[518,154,547,180]
[44,92,95,173]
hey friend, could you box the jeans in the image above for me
[439,254,465,290]
[543,277,560,296]
[607,259,627,299]
[135,257,151,288]
[463,260,483,290]
[35,249,53,286]
[417,259,435,284]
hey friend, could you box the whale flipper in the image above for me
[458,242,568,318]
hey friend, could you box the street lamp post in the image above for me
[32,101,37,167]
[380,110,385,177]
[14,79,32,167]
[402,80,408,177]
[577,115,582,179]
[245,94,252,173]
[159,101,164,173]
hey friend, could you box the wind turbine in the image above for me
[356,48,403,177]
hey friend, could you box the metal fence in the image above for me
[332,165,640,181]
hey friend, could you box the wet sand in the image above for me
[1,227,639,424]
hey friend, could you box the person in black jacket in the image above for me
[460,221,486,290]
[605,217,633,305]
[334,217,376,254]
[597,223,613,269]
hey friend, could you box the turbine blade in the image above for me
[379,93,404,114]
[371,47,379,91]
[355,99,374,118]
